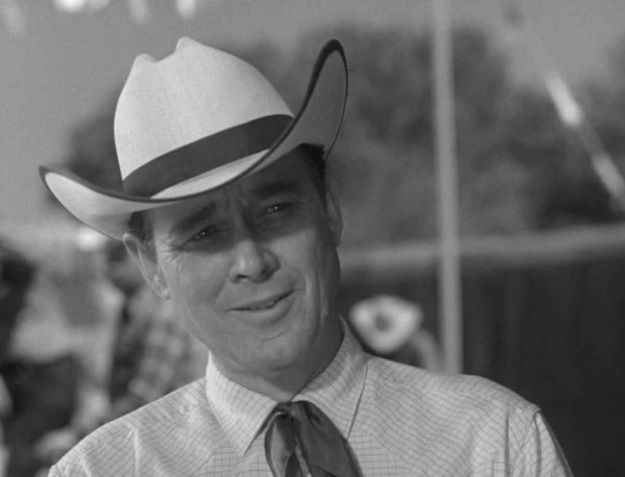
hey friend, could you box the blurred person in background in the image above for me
[0,228,121,477]
[0,243,36,477]
[0,243,79,477]
[41,37,571,475]
[35,241,207,467]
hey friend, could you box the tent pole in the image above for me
[431,0,462,374]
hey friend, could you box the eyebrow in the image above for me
[166,179,302,237]
[168,202,217,237]
[250,178,302,200]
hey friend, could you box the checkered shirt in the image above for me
[49,326,572,476]
[108,307,207,419]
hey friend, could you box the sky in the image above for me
[1,0,624,224]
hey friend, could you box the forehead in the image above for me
[149,152,319,234]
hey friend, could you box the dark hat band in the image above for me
[122,114,292,197]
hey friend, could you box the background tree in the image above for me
[286,25,609,244]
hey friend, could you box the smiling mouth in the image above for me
[234,292,292,312]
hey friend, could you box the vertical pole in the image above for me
[431,0,462,374]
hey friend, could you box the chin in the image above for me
[258,329,313,369]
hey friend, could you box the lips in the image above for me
[232,291,292,312]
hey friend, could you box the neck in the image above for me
[214,319,344,402]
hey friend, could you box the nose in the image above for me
[228,236,278,283]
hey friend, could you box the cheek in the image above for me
[162,255,232,347]
[162,253,228,315]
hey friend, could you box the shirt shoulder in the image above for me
[355,356,542,473]
[51,378,226,476]
[366,355,536,414]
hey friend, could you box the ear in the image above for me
[122,233,170,299]
[324,185,343,246]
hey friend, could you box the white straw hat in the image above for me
[40,37,348,240]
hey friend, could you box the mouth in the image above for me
[233,291,293,312]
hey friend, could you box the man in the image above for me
[41,37,571,475]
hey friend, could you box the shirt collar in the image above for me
[204,320,368,457]
[204,357,277,456]
[294,323,367,439]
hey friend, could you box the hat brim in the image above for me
[40,40,348,240]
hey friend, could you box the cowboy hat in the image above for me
[40,37,348,240]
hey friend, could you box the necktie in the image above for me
[264,401,361,477]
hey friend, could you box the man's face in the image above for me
[128,152,343,383]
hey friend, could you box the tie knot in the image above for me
[273,401,307,420]
[274,401,296,415]
[265,401,361,477]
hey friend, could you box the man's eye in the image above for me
[190,224,226,243]
[264,202,293,216]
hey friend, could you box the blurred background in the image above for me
[1,0,625,475]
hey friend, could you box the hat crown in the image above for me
[114,37,292,179]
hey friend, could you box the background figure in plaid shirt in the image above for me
[106,241,207,415]
[108,286,207,418]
